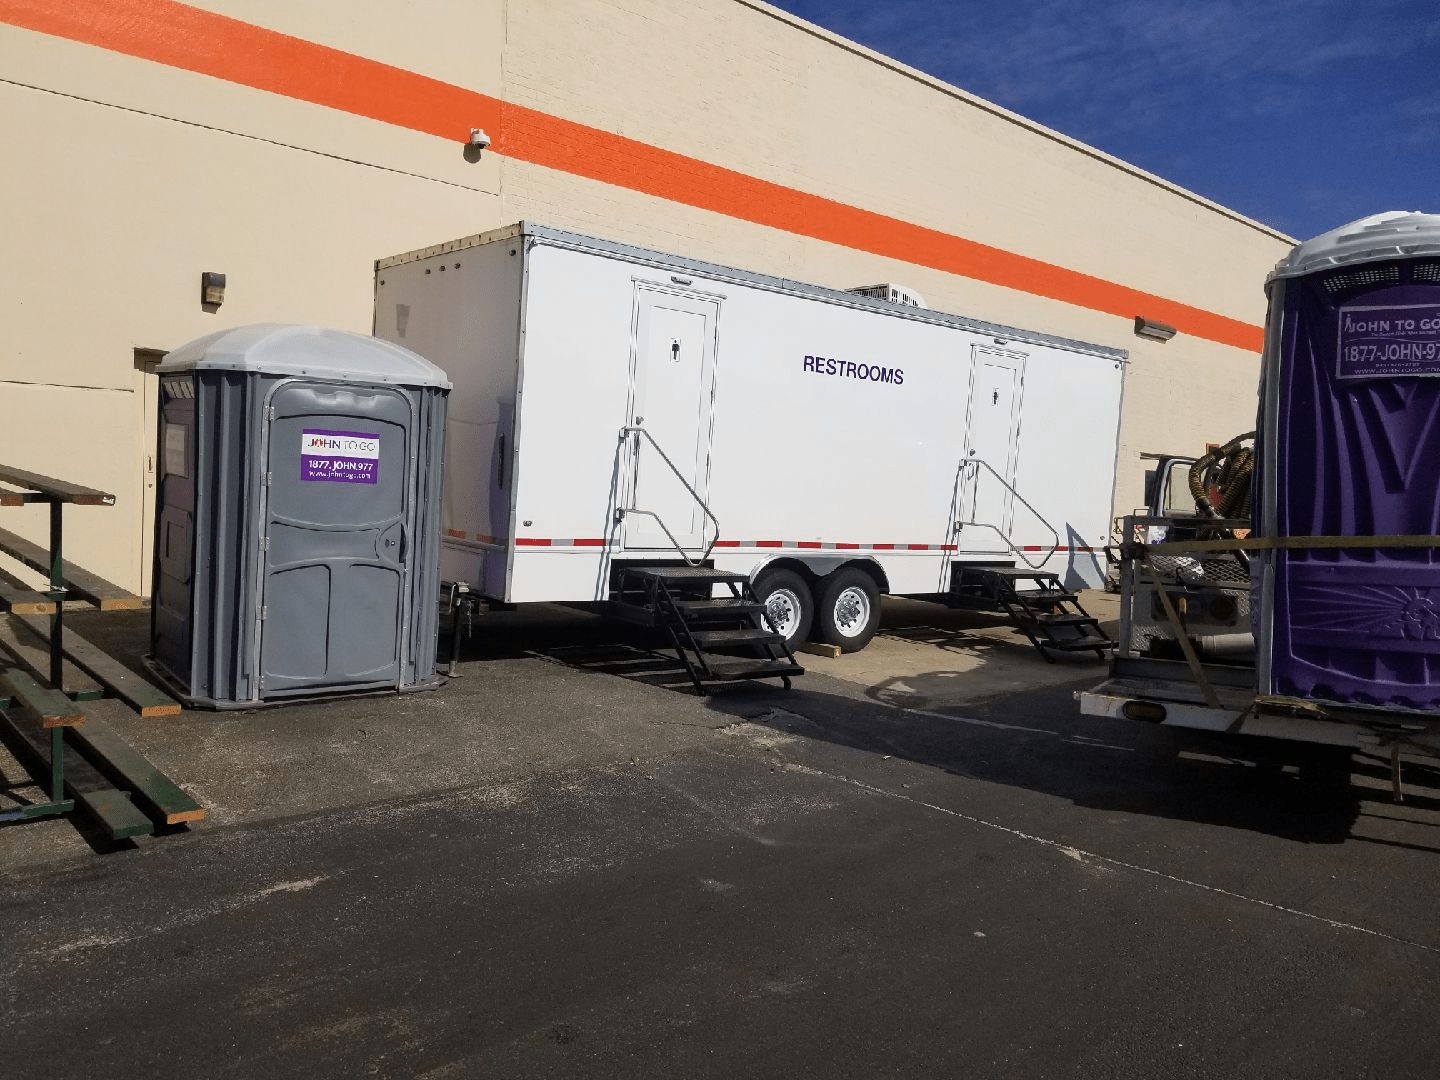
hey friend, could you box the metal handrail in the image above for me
[617,425,720,566]
[956,456,1061,571]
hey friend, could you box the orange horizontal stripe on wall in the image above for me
[1,0,1263,352]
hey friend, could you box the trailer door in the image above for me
[960,347,1025,551]
[623,286,720,551]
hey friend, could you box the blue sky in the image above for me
[765,0,1438,241]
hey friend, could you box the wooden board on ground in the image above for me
[15,615,180,717]
[798,641,843,659]
[0,618,103,702]
[0,525,144,610]
[67,709,204,826]
[0,566,56,615]
[0,668,85,727]
[0,584,54,615]
[0,701,152,840]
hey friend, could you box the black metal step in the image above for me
[611,566,801,691]
[689,628,784,648]
[959,567,1060,582]
[1039,637,1113,653]
[951,565,1114,662]
[671,597,764,618]
[698,657,805,681]
[1011,588,1079,604]
[1023,613,1101,629]
[620,566,747,585]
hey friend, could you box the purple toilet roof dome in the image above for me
[1268,211,1440,285]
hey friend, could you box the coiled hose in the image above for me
[1187,431,1256,568]
[1188,431,1256,520]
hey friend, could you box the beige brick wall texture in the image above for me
[0,0,1293,592]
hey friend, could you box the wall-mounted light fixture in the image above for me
[1134,316,1177,342]
[201,271,226,308]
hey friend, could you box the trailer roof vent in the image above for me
[846,283,928,309]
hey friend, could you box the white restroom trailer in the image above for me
[374,223,1126,651]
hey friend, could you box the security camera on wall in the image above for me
[468,129,491,149]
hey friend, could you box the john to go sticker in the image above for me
[1337,303,1440,379]
[301,429,380,484]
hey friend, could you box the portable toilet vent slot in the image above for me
[149,324,450,708]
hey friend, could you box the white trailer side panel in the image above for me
[507,241,647,601]
[377,225,1125,606]
[374,236,522,597]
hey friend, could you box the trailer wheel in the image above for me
[752,568,813,645]
[814,568,880,652]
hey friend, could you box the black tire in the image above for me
[752,568,813,646]
[813,568,881,652]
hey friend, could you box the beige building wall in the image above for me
[0,0,1292,593]
[0,3,505,589]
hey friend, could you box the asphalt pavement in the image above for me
[3,596,1439,1078]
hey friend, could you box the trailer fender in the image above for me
[749,554,891,595]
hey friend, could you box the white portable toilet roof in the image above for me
[158,323,451,389]
[1268,211,1440,283]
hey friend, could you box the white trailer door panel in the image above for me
[624,287,719,550]
[960,348,1025,552]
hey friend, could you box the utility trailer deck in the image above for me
[1081,212,1440,790]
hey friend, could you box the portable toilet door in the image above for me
[258,381,418,696]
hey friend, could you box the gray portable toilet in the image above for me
[150,324,450,708]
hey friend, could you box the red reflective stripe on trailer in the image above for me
[570,538,606,546]
[515,538,552,546]
[675,539,970,550]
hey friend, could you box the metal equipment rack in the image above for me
[0,465,202,839]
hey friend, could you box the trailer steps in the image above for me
[951,566,1113,662]
[610,566,803,693]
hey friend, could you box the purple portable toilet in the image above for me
[1257,212,1440,711]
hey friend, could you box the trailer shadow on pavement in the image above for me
[697,678,1381,846]
[488,604,1403,848]
[442,595,1431,849]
